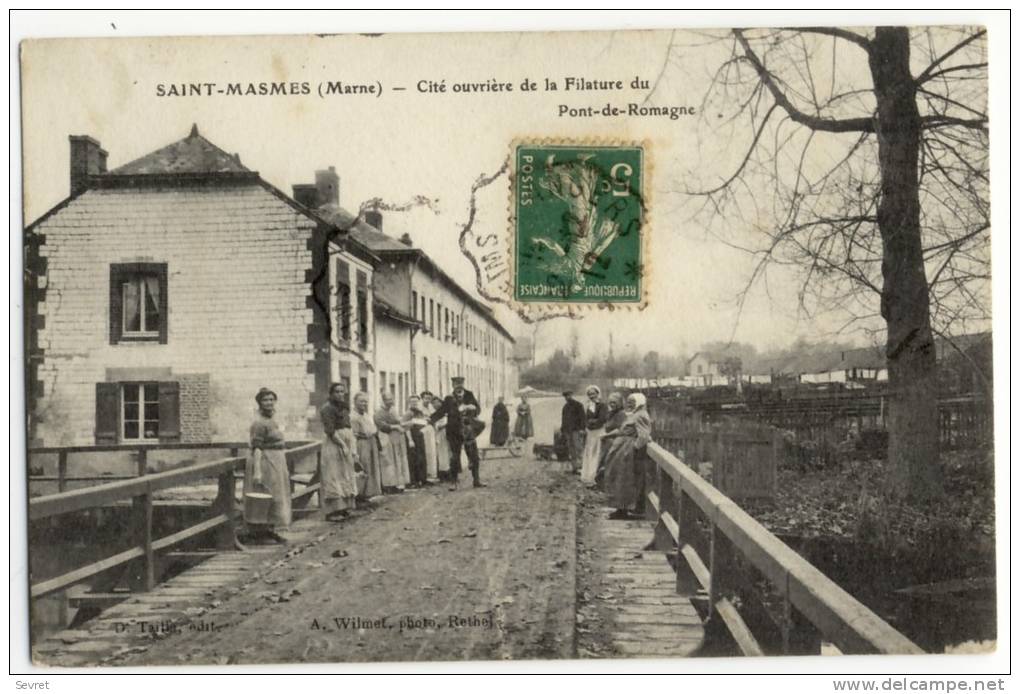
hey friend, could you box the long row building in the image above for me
[24,126,518,447]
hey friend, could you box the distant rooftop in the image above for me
[317,206,409,252]
[110,124,250,176]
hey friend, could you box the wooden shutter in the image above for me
[109,267,123,344]
[158,381,181,441]
[157,264,169,345]
[95,382,120,444]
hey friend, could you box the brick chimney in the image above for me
[292,183,318,209]
[364,209,383,230]
[69,135,107,196]
[314,166,339,206]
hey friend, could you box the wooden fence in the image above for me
[641,442,923,655]
[653,414,779,500]
[650,391,991,470]
[28,441,321,601]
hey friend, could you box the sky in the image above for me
[19,26,988,365]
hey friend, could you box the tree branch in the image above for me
[920,115,988,131]
[689,102,779,196]
[733,30,874,133]
[915,30,987,85]
[919,61,988,85]
[780,26,871,50]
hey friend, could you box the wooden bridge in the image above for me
[27,439,921,664]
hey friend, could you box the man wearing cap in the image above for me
[561,389,587,474]
[429,375,484,490]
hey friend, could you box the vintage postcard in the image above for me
[17,20,1002,672]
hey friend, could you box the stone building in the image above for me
[24,126,378,447]
[293,169,518,412]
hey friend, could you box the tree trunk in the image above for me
[869,27,942,499]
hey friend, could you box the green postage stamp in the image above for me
[511,141,646,307]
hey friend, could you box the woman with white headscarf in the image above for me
[580,385,608,484]
[602,392,653,520]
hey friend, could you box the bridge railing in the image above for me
[642,441,923,656]
[28,441,321,601]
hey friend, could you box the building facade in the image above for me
[25,127,376,447]
[295,168,518,413]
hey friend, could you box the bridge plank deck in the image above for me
[31,520,325,667]
[591,510,704,658]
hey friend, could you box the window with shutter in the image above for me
[96,380,181,443]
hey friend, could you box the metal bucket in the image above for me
[244,491,274,525]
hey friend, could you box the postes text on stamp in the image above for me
[512,142,645,306]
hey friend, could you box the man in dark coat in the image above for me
[489,396,510,446]
[429,376,484,490]
[561,390,587,473]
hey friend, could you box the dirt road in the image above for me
[111,451,580,665]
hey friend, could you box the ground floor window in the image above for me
[95,380,180,444]
[123,383,159,441]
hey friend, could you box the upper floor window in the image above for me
[336,259,352,343]
[110,263,168,344]
[356,270,369,350]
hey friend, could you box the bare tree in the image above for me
[686,27,988,499]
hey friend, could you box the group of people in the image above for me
[242,375,494,543]
[241,380,652,543]
[561,386,652,520]
[487,393,536,453]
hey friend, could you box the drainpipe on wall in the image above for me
[459,305,467,382]
[409,254,422,394]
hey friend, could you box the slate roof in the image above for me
[374,298,421,327]
[110,124,250,175]
[316,205,410,252]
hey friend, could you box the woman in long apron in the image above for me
[513,394,535,457]
[319,382,358,520]
[403,395,430,488]
[489,397,510,446]
[245,387,291,543]
[580,385,608,484]
[595,391,626,487]
[603,393,653,520]
[432,395,451,481]
[374,392,407,493]
[420,391,439,482]
[351,392,383,499]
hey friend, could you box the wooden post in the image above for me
[713,430,726,495]
[707,516,735,621]
[131,491,155,592]
[652,467,676,552]
[57,450,68,493]
[214,468,237,550]
[316,449,323,508]
[230,447,242,484]
[770,429,782,498]
[136,448,148,477]
[674,489,701,595]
